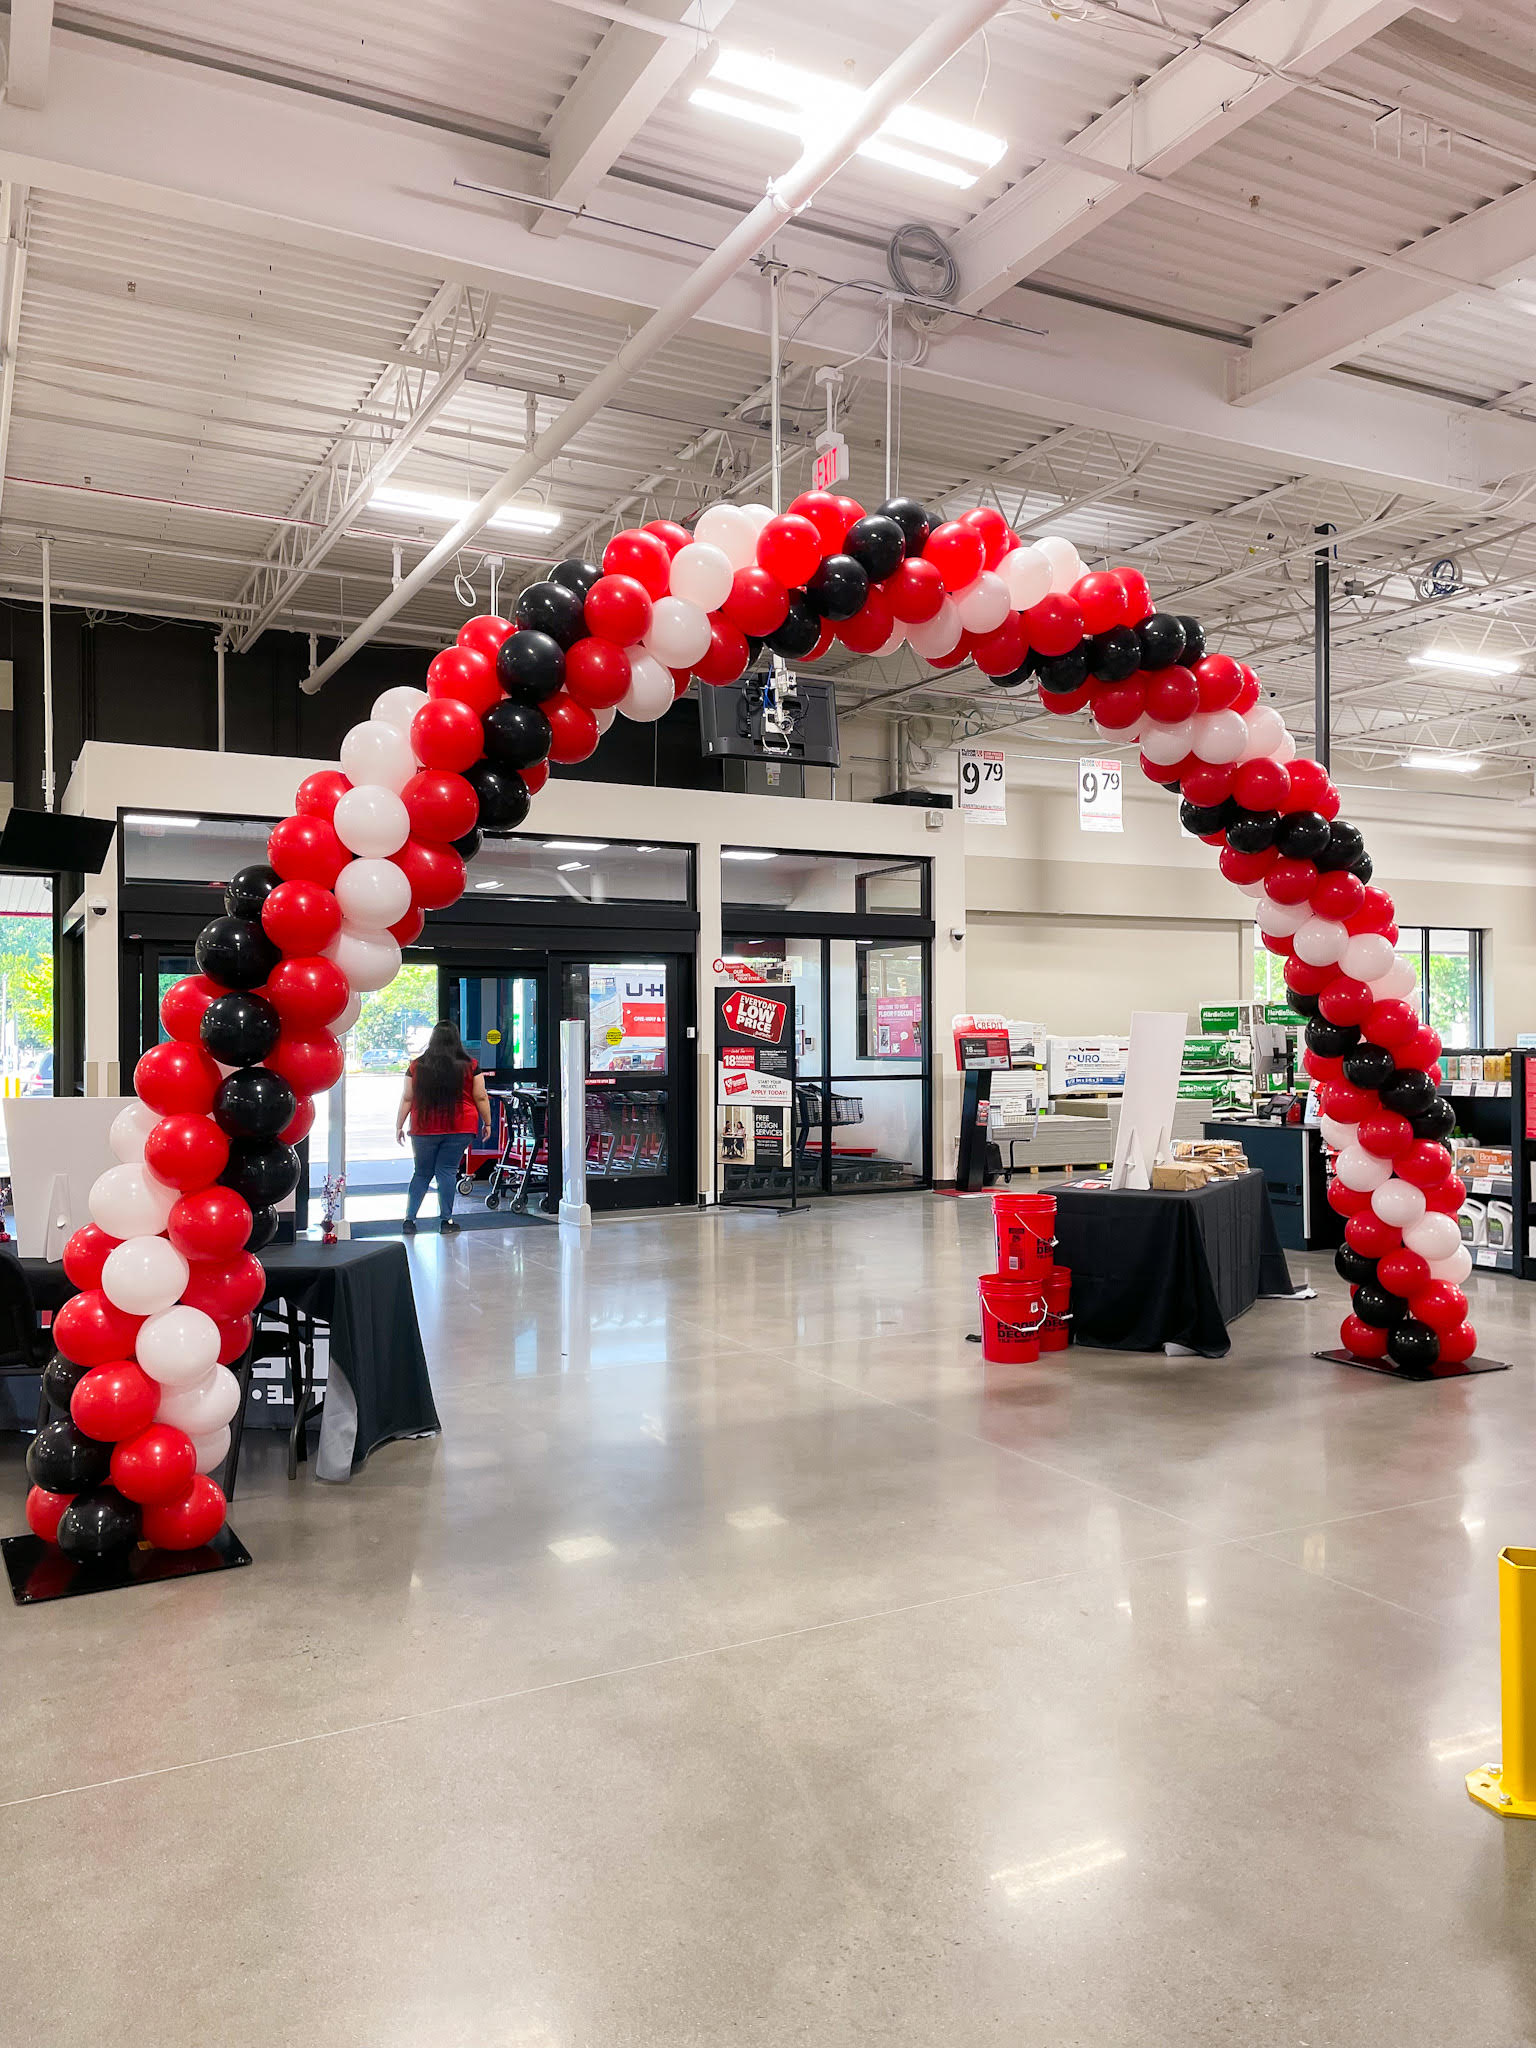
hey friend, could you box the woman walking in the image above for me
[396,1020,492,1233]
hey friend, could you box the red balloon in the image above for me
[112,1425,198,1507]
[1303,1047,1341,1081]
[1139,750,1183,783]
[1233,758,1289,811]
[959,505,1011,568]
[72,1361,160,1442]
[62,1223,120,1292]
[268,814,348,890]
[1232,665,1261,714]
[1345,886,1395,935]
[563,637,632,710]
[1181,761,1232,806]
[217,1313,254,1366]
[720,567,789,639]
[268,1030,345,1097]
[144,1113,230,1193]
[160,974,221,1044]
[884,557,945,624]
[401,769,478,844]
[1318,977,1373,1026]
[1265,858,1317,906]
[584,573,653,647]
[756,513,823,588]
[1438,1321,1477,1367]
[1410,1281,1468,1333]
[1320,1079,1376,1123]
[1398,1140,1452,1188]
[1378,1247,1431,1295]
[1282,758,1337,816]
[801,620,832,663]
[426,644,500,716]
[1362,999,1418,1048]
[1345,1213,1400,1257]
[1219,845,1276,886]
[1114,566,1153,624]
[457,613,514,664]
[692,617,750,687]
[25,1485,73,1543]
[545,693,600,764]
[1425,1174,1467,1215]
[1262,931,1296,958]
[642,519,691,557]
[831,587,892,657]
[168,1185,252,1263]
[1193,654,1242,712]
[182,1252,265,1323]
[141,1472,226,1550]
[410,696,484,773]
[54,1291,144,1367]
[1340,1313,1389,1361]
[786,491,845,554]
[832,495,865,536]
[927,632,974,672]
[295,769,350,819]
[264,955,349,1031]
[1311,871,1364,923]
[601,529,671,598]
[393,838,465,913]
[280,1096,316,1148]
[1358,1111,1412,1159]
[1143,665,1198,723]
[262,879,342,956]
[1403,1026,1441,1071]
[967,613,1027,678]
[670,668,692,698]
[1024,594,1084,657]
[1092,679,1145,730]
[923,521,986,592]
[1285,958,1335,997]
[135,1040,220,1117]
[1328,1178,1373,1216]
[521,760,549,797]
[1071,571,1130,635]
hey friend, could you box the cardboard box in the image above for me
[1152,1162,1211,1190]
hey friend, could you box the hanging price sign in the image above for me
[958,746,1006,825]
[1078,756,1123,833]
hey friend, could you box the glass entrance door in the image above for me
[560,956,685,1211]
[442,959,552,1216]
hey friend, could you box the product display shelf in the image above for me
[1441,1047,1522,1278]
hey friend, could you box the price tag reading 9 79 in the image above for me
[1078,756,1123,834]
[957,745,1006,825]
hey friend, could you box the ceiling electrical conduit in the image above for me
[299,0,1011,695]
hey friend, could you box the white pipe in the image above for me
[884,297,894,502]
[216,632,227,751]
[39,533,52,811]
[301,0,1009,694]
[769,264,782,515]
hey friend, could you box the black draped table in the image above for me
[1053,1169,1295,1357]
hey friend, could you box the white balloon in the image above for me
[335,856,413,933]
[594,704,617,734]
[1239,705,1286,761]
[102,1235,189,1317]
[1336,1144,1392,1192]
[1235,879,1268,898]
[907,598,962,659]
[1404,1211,1464,1262]
[737,502,775,537]
[1370,956,1418,1001]
[1342,932,1395,984]
[693,502,756,570]
[1320,1115,1359,1151]
[667,542,733,614]
[331,990,362,1037]
[1037,533,1083,593]
[1142,717,1196,766]
[340,718,415,794]
[325,926,401,993]
[371,685,429,735]
[89,1162,177,1240]
[1275,730,1297,764]
[156,1362,240,1434]
[190,1423,232,1474]
[137,1305,221,1389]
[954,570,1010,636]
[1428,1245,1474,1284]
[1256,897,1307,937]
[1191,710,1248,764]
[1093,712,1141,743]
[109,1101,159,1164]
[1000,543,1052,611]
[1293,916,1349,966]
[333,783,410,857]
[874,624,907,658]
[619,650,675,723]
[644,596,712,669]
[1372,1177,1427,1228]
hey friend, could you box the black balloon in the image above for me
[765,597,825,659]
[1135,613,1186,670]
[548,558,602,600]
[1179,797,1236,837]
[1336,1244,1377,1287]
[1353,1281,1408,1329]
[803,554,868,622]
[1315,820,1365,873]
[1086,626,1141,683]
[514,579,586,650]
[992,659,1035,690]
[1177,615,1207,662]
[41,1354,88,1412]
[1387,1318,1441,1371]
[1287,989,1321,1019]
[224,863,281,922]
[195,916,280,993]
[200,991,281,1068]
[452,826,483,862]
[496,629,565,703]
[219,1139,301,1209]
[245,1204,280,1253]
[1342,1043,1397,1091]
[876,497,932,554]
[1306,1018,1360,1058]
[57,1486,142,1560]
[1036,647,1091,693]
[1351,851,1374,884]
[1274,810,1331,861]
[744,633,768,662]
[1381,1068,1437,1117]
[464,761,531,834]
[27,1418,111,1494]
[1412,1096,1457,1141]
[214,1067,297,1142]
[1226,810,1279,852]
[483,698,553,773]
[842,515,905,583]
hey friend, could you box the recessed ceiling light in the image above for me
[473,880,501,890]
[1408,649,1520,676]
[369,484,562,534]
[543,839,608,852]
[125,812,200,828]
[1407,750,1483,772]
[721,848,778,861]
[557,860,587,872]
[691,50,1006,191]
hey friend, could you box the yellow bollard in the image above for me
[1468,1548,1536,1817]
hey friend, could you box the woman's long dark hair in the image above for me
[414,1019,472,1121]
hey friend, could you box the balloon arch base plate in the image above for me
[2,1523,251,1606]
[1313,1348,1510,1383]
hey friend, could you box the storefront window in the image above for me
[124,813,275,882]
[472,837,690,904]
[0,877,53,1098]
[721,850,926,915]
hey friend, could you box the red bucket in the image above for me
[1043,1265,1071,1311]
[993,1190,1056,1278]
[978,1272,1046,1363]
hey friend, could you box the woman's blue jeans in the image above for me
[407,1133,470,1221]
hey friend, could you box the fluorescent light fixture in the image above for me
[125,812,200,829]
[472,880,501,891]
[721,848,778,861]
[692,49,1006,191]
[1408,649,1520,676]
[1407,750,1483,773]
[547,1535,614,1564]
[543,839,608,852]
[635,844,662,853]
[557,860,587,872]
[369,484,562,534]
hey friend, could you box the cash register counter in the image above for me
[1201,1117,1342,1252]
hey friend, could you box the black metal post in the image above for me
[1314,524,1334,771]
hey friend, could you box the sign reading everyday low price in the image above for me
[958,746,1006,825]
[1078,756,1123,833]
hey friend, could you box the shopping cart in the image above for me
[462,1084,549,1213]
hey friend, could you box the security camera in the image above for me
[88,896,108,917]
[950,926,965,944]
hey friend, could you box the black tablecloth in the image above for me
[1053,1170,1294,1356]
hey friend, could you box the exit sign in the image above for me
[812,434,849,492]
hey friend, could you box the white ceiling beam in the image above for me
[1235,179,1536,404]
[951,0,1414,315]
[0,182,29,522]
[4,0,54,110]
[533,0,733,237]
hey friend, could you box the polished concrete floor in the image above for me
[4,1193,1536,2045]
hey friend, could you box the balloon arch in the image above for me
[22,491,1476,1560]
